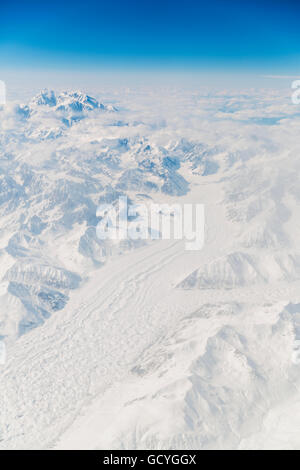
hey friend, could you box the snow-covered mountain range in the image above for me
[0,86,300,449]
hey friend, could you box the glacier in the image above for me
[0,86,300,449]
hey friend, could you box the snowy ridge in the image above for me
[178,252,300,289]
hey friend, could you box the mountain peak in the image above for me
[30,90,115,114]
[31,89,57,107]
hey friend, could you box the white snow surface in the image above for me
[1,86,300,449]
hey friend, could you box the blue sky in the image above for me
[0,0,300,74]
